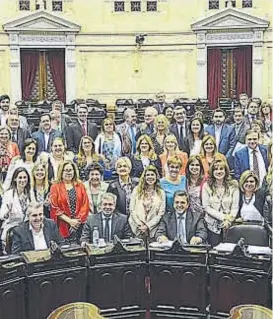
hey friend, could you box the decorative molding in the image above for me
[253,59,263,64]
[3,10,81,33]
[10,62,20,67]
[197,61,206,66]
[19,34,66,43]
[191,8,269,32]
[67,62,76,67]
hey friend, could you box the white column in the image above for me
[196,32,207,98]
[252,29,264,98]
[9,33,22,102]
[65,34,76,103]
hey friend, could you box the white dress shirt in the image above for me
[30,225,48,251]
[44,132,50,151]
[248,147,267,187]
[214,125,223,149]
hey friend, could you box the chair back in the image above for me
[5,226,16,254]
[225,224,269,246]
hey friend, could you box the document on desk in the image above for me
[149,241,174,249]
[247,245,272,255]
[214,243,236,253]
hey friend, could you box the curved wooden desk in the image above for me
[229,305,273,319]
[47,302,105,319]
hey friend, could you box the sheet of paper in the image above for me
[214,243,236,252]
[149,241,173,249]
[247,245,272,255]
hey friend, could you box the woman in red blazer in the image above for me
[50,160,90,241]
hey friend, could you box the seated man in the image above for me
[81,192,132,244]
[11,202,64,254]
[155,190,207,245]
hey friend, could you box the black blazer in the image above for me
[238,189,265,219]
[130,156,162,178]
[155,209,207,243]
[13,127,31,155]
[11,218,64,254]
[263,193,272,234]
[169,122,189,152]
[107,178,139,215]
[66,120,98,153]
[80,211,133,243]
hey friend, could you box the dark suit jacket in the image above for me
[11,218,64,254]
[130,156,162,178]
[107,178,139,215]
[205,124,236,158]
[263,193,272,234]
[66,120,98,153]
[11,127,31,155]
[238,189,265,218]
[32,129,62,154]
[155,209,207,243]
[80,211,133,243]
[232,120,250,145]
[153,102,170,114]
[234,145,268,180]
[244,114,260,127]
[169,122,189,152]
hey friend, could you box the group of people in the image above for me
[0,92,271,254]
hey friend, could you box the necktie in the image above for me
[252,150,260,181]
[11,131,16,142]
[104,217,110,242]
[177,215,186,243]
[82,122,87,135]
[179,125,184,147]
[130,125,136,154]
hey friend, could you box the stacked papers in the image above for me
[247,246,272,255]
[149,241,173,249]
[214,243,236,252]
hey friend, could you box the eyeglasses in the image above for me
[104,123,113,126]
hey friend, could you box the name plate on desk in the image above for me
[21,250,51,263]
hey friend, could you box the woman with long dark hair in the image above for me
[0,167,33,250]
[185,117,204,156]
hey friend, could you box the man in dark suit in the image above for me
[32,113,62,154]
[136,106,158,140]
[205,109,236,164]
[80,192,132,244]
[7,114,31,154]
[245,98,260,126]
[232,107,250,145]
[238,93,249,115]
[155,190,207,245]
[0,94,10,126]
[234,130,268,186]
[153,92,170,114]
[66,104,98,153]
[169,105,189,152]
[51,100,72,137]
[11,203,64,254]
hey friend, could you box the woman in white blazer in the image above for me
[0,167,34,249]
[129,165,166,239]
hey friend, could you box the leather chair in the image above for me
[225,224,269,246]
[5,226,16,254]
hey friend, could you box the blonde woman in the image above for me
[150,114,169,155]
[131,134,162,178]
[202,160,239,246]
[160,134,188,176]
[238,170,264,222]
[160,155,186,211]
[200,135,218,175]
[94,117,121,170]
[129,165,165,239]
[74,135,104,181]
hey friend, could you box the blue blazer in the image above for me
[234,145,268,180]
[32,129,62,154]
[205,124,236,158]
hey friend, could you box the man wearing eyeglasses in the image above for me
[169,105,189,152]
[11,203,64,254]
[80,192,132,244]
